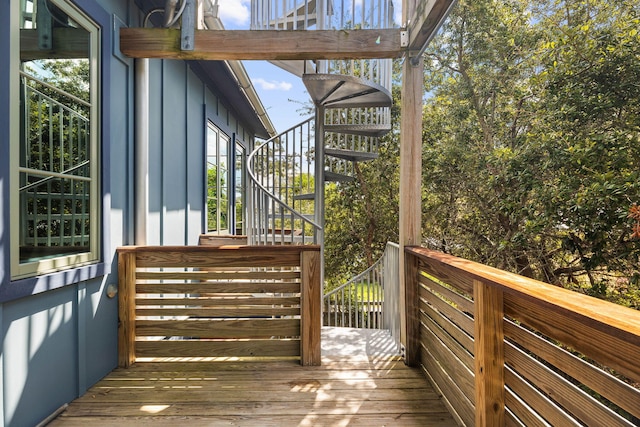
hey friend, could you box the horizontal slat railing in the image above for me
[118,245,321,367]
[405,246,640,427]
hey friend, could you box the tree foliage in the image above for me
[421,0,640,306]
[323,0,640,308]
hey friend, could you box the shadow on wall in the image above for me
[2,272,117,427]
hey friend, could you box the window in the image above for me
[233,143,246,235]
[11,0,100,279]
[206,122,245,235]
[207,123,230,234]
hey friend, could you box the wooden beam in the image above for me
[120,28,402,60]
[20,28,88,61]
[407,0,457,53]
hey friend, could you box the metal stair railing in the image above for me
[323,242,400,339]
[247,117,322,245]
[19,72,92,249]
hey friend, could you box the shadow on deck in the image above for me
[49,328,456,426]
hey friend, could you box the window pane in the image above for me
[18,0,94,265]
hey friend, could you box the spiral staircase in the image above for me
[247,0,394,252]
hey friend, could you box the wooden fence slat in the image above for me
[419,283,475,337]
[504,292,640,385]
[135,296,301,306]
[419,319,475,400]
[126,246,316,268]
[505,387,550,427]
[505,342,633,427]
[474,280,505,427]
[420,296,474,356]
[136,282,300,294]
[135,307,301,317]
[418,273,474,313]
[135,319,301,339]
[136,271,300,280]
[505,368,580,427]
[420,343,475,427]
[419,306,474,370]
[505,319,640,421]
[135,339,301,358]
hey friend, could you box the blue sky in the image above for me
[218,1,313,134]
[217,0,404,134]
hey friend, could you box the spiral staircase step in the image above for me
[325,171,355,182]
[325,123,391,137]
[325,148,378,162]
[303,74,392,108]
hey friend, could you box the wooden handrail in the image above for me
[117,245,321,367]
[405,246,640,427]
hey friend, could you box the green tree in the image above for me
[324,72,402,290]
[421,0,640,307]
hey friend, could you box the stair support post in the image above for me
[314,104,325,287]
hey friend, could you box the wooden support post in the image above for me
[301,249,322,366]
[399,54,424,359]
[474,279,505,426]
[403,250,421,366]
[117,250,137,368]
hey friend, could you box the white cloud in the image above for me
[253,78,293,91]
[218,0,250,27]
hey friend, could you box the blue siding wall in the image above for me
[0,1,258,425]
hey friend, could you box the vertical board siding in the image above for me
[186,68,205,244]
[3,288,80,427]
[161,60,188,245]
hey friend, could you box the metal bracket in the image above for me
[181,0,196,51]
[36,0,53,50]
[400,30,409,48]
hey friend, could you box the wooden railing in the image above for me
[117,245,321,367]
[405,246,640,427]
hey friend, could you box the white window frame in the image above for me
[10,0,101,279]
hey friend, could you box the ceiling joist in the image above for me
[120,28,403,60]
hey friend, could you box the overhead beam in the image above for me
[120,28,402,60]
[407,0,457,53]
[121,28,401,60]
[20,28,88,61]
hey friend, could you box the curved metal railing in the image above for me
[247,117,322,244]
[323,242,400,337]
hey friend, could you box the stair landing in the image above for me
[50,328,456,426]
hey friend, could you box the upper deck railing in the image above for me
[405,246,640,426]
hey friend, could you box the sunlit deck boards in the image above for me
[50,328,457,426]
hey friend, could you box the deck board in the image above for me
[51,328,457,426]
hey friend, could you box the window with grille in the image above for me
[12,0,100,278]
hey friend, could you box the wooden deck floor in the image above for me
[50,329,457,426]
